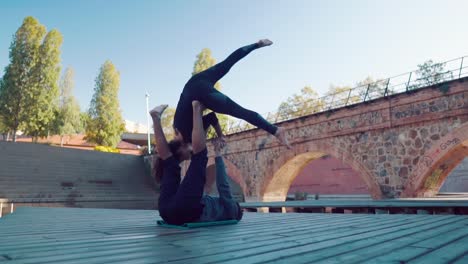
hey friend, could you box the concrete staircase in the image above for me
[0,141,158,213]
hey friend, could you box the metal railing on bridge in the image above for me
[225,55,468,134]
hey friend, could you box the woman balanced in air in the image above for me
[172,39,291,149]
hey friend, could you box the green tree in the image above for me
[86,60,125,147]
[356,76,388,101]
[0,78,6,140]
[192,48,221,90]
[23,29,63,141]
[54,67,82,146]
[0,16,46,142]
[78,112,89,134]
[410,60,450,89]
[0,78,8,140]
[277,86,324,121]
[325,85,360,109]
[192,48,228,137]
[0,113,9,141]
[160,106,176,139]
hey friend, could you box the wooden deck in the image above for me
[1,207,468,263]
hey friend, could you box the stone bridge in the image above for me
[200,78,468,202]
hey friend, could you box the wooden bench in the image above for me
[240,199,468,214]
[0,198,14,218]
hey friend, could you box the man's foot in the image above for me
[275,126,292,149]
[257,39,273,48]
[150,104,168,118]
[213,137,226,157]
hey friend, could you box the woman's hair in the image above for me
[168,139,183,161]
[153,140,183,182]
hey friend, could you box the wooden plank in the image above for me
[310,220,468,263]
[405,234,468,263]
[1,221,372,262]
[0,211,422,262]
[0,211,368,249]
[161,216,458,264]
[2,216,380,257]
[197,216,459,264]
[0,213,414,251]
[272,215,415,238]
[2,207,468,264]
[0,210,298,239]
[361,223,468,264]
[452,253,468,264]
[0,212,306,243]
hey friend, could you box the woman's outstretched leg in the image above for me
[202,90,291,149]
[150,105,172,160]
[200,39,273,84]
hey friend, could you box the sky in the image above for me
[1,0,468,127]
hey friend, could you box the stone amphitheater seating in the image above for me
[0,141,158,213]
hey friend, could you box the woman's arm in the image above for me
[191,101,207,154]
[150,105,172,160]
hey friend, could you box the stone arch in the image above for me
[261,141,382,202]
[205,157,248,199]
[403,122,468,197]
[289,155,371,195]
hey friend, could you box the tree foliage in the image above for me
[0,113,9,140]
[410,60,450,90]
[0,78,7,138]
[192,48,221,90]
[22,29,63,141]
[276,86,324,121]
[86,61,125,147]
[79,112,89,134]
[160,106,176,140]
[54,67,82,145]
[325,85,360,108]
[0,16,48,141]
[356,76,389,101]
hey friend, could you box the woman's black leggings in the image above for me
[191,43,278,135]
[203,91,277,135]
